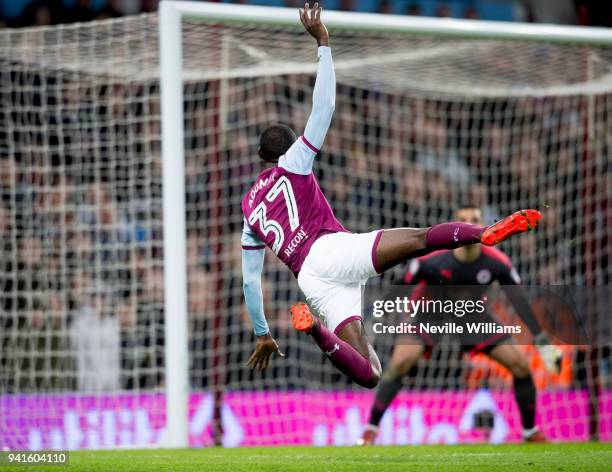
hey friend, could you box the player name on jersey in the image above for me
[247,173,277,208]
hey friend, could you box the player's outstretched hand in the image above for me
[246,333,285,372]
[299,2,329,47]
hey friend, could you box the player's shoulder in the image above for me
[277,136,317,175]
[481,245,513,269]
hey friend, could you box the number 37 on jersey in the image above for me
[247,175,300,254]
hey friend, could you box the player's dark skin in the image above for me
[246,2,439,379]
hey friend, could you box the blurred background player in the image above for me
[240,4,542,388]
[359,204,561,443]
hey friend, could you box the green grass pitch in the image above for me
[1,444,611,472]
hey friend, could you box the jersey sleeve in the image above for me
[242,246,269,336]
[241,218,265,250]
[279,46,335,175]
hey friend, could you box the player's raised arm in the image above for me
[279,3,335,174]
[300,2,335,149]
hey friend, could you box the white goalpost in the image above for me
[159,1,189,449]
[1,0,611,451]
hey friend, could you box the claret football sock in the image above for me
[425,222,484,249]
[291,303,376,388]
[309,322,376,388]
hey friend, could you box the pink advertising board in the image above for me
[1,390,607,450]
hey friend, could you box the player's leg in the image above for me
[291,303,380,388]
[487,341,546,442]
[373,209,541,273]
[359,340,425,445]
[336,319,382,386]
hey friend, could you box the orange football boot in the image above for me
[291,302,316,333]
[480,209,542,246]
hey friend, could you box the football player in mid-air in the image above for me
[241,3,541,389]
[359,204,561,444]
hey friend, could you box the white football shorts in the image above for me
[297,230,383,333]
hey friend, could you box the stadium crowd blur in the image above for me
[0,0,609,397]
[1,0,611,28]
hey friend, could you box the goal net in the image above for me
[0,3,610,449]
